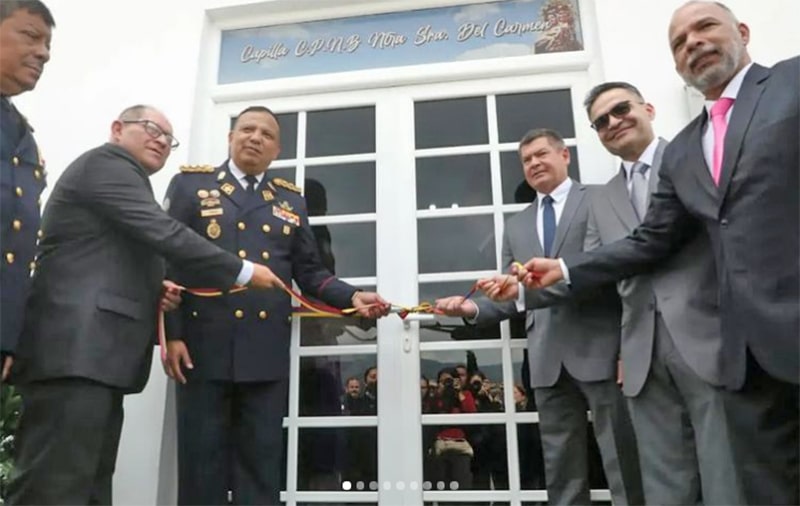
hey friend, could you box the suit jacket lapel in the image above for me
[649,138,668,195]
[551,182,584,257]
[217,162,247,209]
[717,64,769,199]
[607,171,639,231]
[523,202,545,257]
[687,118,719,203]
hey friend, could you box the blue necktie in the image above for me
[542,195,556,257]
[244,174,258,195]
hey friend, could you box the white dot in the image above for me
[383,481,392,490]
[341,481,352,491]
[449,480,460,490]
[409,481,419,490]
[451,203,459,208]
[422,481,432,490]
[369,481,379,490]
[396,481,405,490]
[436,481,446,490]
[356,481,365,490]
[428,204,437,210]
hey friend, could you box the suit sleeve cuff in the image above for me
[236,260,254,286]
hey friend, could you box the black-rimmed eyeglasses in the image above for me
[589,100,642,131]
[122,119,180,150]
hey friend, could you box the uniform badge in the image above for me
[210,189,221,198]
[207,219,221,239]
[197,189,209,199]
[201,208,224,217]
[262,190,274,201]
[221,183,236,196]
[200,197,221,208]
[217,171,226,181]
[283,225,291,235]
[279,201,294,212]
[273,205,300,226]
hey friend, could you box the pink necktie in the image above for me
[710,97,735,185]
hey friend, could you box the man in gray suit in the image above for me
[514,3,799,504]
[582,81,741,504]
[7,105,283,505]
[438,128,643,505]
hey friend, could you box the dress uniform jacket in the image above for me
[0,97,46,355]
[163,161,357,382]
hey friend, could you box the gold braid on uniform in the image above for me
[272,177,302,193]
[179,164,215,173]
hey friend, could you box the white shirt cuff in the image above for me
[236,260,254,285]
[558,258,571,284]
[515,283,525,312]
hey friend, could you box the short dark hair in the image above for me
[437,367,459,383]
[232,105,280,130]
[118,104,152,121]
[583,82,645,115]
[0,0,55,27]
[345,376,360,385]
[364,366,377,382]
[519,128,566,153]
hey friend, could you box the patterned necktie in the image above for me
[710,97,735,185]
[542,195,556,257]
[244,174,258,194]
[629,162,650,221]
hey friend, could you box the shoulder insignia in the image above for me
[179,164,215,174]
[272,177,302,194]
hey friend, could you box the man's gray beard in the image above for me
[682,44,742,94]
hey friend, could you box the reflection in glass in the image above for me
[516,423,546,490]
[420,349,504,414]
[299,356,377,416]
[276,113,298,160]
[305,163,376,216]
[415,97,488,149]
[496,89,576,141]
[299,316,377,347]
[415,154,492,210]
[297,428,377,491]
[417,215,495,274]
[306,107,375,157]
[417,281,500,342]
[322,222,376,278]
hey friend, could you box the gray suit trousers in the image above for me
[535,369,643,505]
[627,315,743,505]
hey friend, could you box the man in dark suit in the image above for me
[437,129,643,505]
[513,3,799,504]
[7,105,284,505]
[0,0,54,381]
[162,106,389,505]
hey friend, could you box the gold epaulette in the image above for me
[272,177,302,194]
[179,164,215,173]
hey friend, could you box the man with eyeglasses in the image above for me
[7,104,286,505]
[581,81,741,505]
[506,2,799,504]
[0,0,55,383]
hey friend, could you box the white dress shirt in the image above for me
[621,136,661,192]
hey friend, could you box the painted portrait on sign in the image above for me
[534,0,583,54]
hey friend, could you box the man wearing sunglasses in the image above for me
[7,105,285,505]
[583,81,741,505]
[509,2,799,504]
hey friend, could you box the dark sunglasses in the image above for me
[590,100,642,131]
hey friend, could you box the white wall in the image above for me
[14,0,798,503]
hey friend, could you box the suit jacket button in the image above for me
[191,311,199,318]
[5,252,14,264]
[237,222,246,230]
[235,309,245,319]
[12,220,21,231]
[720,219,729,227]
[262,224,271,233]
[37,229,43,239]
[261,251,270,260]
[34,169,42,180]
[12,156,19,166]
[259,311,268,320]
[15,187,23,197]
[28,261,35,271]
[238,250,247,258]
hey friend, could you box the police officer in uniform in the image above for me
[0,1,55,380]
[163,105,389,505]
